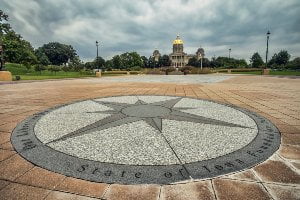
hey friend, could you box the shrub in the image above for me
[161,67,175,75]
[130,66,141,71]
[34,64,46,75]
[180,66,192,75]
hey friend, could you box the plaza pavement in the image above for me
[0,74,299,200]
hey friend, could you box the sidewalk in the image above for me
[0,75,299,200]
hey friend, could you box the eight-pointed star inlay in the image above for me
[47,97,251,144]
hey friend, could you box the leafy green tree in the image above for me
[3,31,37,64]
[159,55,171,67]
[84,62,94,70]
[34,64,46,75]
[141,56,148,68]
[105,60,113,70]
[73,63,84,72]
[286,57,300,70]
[35,49,50,66]
[62,65,71,73]
[147,56,158,68]
[120,52,143,69]
[235,59,248,68]
[269,50,290,67]
[250,52,264,68]
[0,10,10,69]
[188,57,210,68]
[48,65,60,75]
[38,42,77,65]
[210,56,217,68]
[1,11,37,66]
[94,56,105,69]
[112,55,123,69]
[187,57,198,67]
[0,10,10,34]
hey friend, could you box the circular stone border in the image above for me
[11,95,281,184]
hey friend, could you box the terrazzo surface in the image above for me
[33,96,258,166]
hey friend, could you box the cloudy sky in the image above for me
[1,0,299,62]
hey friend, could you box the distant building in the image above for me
[152,49,161,62]
[152,35,205,68]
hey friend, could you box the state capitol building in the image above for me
[152,35,205,68]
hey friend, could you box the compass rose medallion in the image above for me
[11,95,281,184]
[48,97,250,144]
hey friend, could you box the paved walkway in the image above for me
[0,75,299,200]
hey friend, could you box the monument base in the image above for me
[0,71,13,81]
[96,71,101,77]
[262,69,270,75]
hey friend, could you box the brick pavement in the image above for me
[0,75,299,200]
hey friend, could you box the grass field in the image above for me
[6,63,96,80]
[231,71,262,75]
[231,70,300,76]
[270,70,300,76]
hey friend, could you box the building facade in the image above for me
[152,35,205,68]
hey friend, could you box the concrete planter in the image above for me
[262,69,270,75]
[0,71,12,81]
[96,71,102,77]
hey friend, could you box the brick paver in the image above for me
[0,75,299,199]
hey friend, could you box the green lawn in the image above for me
[14,74,95,80]
[231,71,262,75]
[231,70,300,76]
[5,63,97,80]
[270,70,300,76]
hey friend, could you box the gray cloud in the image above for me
[1,0,299,62]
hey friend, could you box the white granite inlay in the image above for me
[35,96,259,165]
[49,121,180,165]
[162,119,257,163]
[174,98,257,127]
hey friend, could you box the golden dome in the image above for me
[173,35,184,45]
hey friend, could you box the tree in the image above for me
[250,52,264,68]
[112,55,123,69]
[286,57,300,70]
[94,56,105,69]
[147,56,158,68]
[38,42,77,65]
[0,10,10,35]
[2,30,37,64]
[159,55,171,67]
[210,56,217,68]
[188,57,198,67]
[188,57,210,68]
[34,64,46,75]
[84,62,94,70]
[105,60,113,70]
[48,65,60,75]
[141,56,148,68]
[119,52,143,69]
[1,11,37,66]
[35,49,50,66]
[272,50,290,65]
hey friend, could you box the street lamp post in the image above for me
[200,54,203,70]
[96,41,99,70]
[265,30,271,69]
[228,48,231,59]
